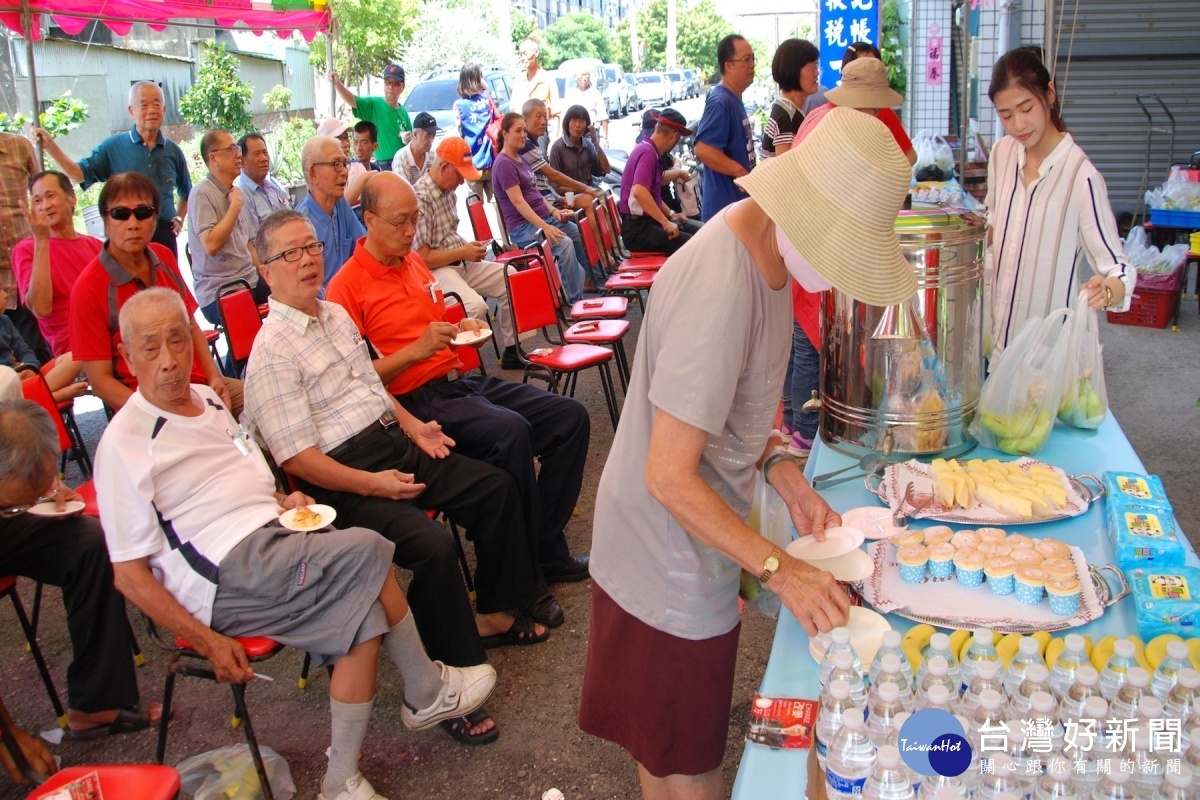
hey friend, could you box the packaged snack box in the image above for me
[1103,471,1171,509]
[1106,501,1185,571]
[1130,567,1200,639]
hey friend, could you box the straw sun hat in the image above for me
[734,106,916,306]
[826,57,905,109]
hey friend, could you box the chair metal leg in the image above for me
[156,660,178,764]
[599,362,621,429]
[129,616,146,667]
[63,407,93,478]
[232,684,275,800]
[484,308,502,359]
[447,519,475,600]
[30,581,43,640]
[6,584,67,728]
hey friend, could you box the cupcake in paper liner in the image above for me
[1005,533,1033,551]
[897,544,930,584]
[954,548,986,587]
[951,530,982,550]
[1034,538,1071,560]
[976,527,1008,543]
[1015,565,1048,605]
[984,555,1017,595]
[1009,547,1044,568]
[1046,575,1082,615]
[892,530,925,548]
[927,542,957,579]
[1041,557,1077,580]
[979,539,1013,557]
[922,526,954,546]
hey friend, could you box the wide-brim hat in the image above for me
[826,57,904,109]
[734,107,916,307]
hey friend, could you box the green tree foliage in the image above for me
[269,117,316,186]
[400,0,517,82]
[263,85,293,117]
[511,9,537,47]
[614,0,732,80]
[308,0,422,86]
[0,113,28,133]
[39,92,89,137]
[542,12,614,68]
[179,42,254,138]
[881,1,907,96]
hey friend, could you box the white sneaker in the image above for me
[400,661,497,731]
[318,772,388,800]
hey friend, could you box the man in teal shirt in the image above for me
[329,64,412,172]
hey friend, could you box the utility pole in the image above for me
[666,0,677,69]
[630,2,640,71]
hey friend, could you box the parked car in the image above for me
[682,69,700,98]
[602,63,630,117]
[406,66,512,142]
[635,72,670,105]
[556,57,617,117]
[664,71,685,102]
[622,73,643,110]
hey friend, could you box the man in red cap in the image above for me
[618,108,701,255]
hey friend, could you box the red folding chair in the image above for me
[216,279,263,379]
[579,216,658,310]
[524,236,630,322]
[466,193,520,256]
[445,292,487,377]
[504,264,621,429]
[602,191,672,264]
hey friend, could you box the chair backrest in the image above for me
[217,279,263,367]
[578,207,606,269]
[531,237,567,303]
[465,193,494,242]
[505,265,561,337]
[444,292,485,375]
[602,193,623,253]
[21,374,72,454]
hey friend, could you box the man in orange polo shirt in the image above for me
[325,173,590,584]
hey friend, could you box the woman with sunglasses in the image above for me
[67,172,238,416]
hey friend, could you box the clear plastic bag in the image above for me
[177,744,296,800]
[1057,291,1109,429]
[739,472,793,618]
[1122,226,1187,290]
[969,309,1072,455]
[1144,166,1200,212]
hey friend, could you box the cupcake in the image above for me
[892,530,925,548]
[928,542,957,579]
[979,540,1013,557]
[954,548,986,587]
[922,526,954,546]
[1005,533,1033,551]
[1046,576,1082,615]
[897,545,930,583]
[951,530,982,550]
[984,556,1017,595]
[1015,565,1048,605]
[1034,538,1071,560]
[1041,557,1077,580]
[1009,548,1044,568]
[976,527,1008,543]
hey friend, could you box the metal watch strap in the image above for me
[759,546,784,583]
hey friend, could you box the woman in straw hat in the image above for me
[579,107,914,799]
[983,47,1134,365]
[800,56,918,165]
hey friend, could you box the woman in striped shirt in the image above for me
[984,47,1136,364]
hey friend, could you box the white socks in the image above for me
[323,697,372,798]
[383,610,443,710]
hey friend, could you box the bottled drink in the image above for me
[1060,666,1101,726]
[1091,764,1135,800]
[1006,636,1045,697]
[883,712,919,794]
[864,744,916,800]
[1003,714,1038,798]
[1072,697,1109,796]
[976,752,1024,799]
[1049,635,1089,699]
[1029,691,1066,757]
[917,775,969,799]
[826,650,869,709]
[1110,667,1151,722]
[1137,696,1164,724]
[872,630,915,689]
[1034,759,1079,800]
[1098,639,1139,702]
[1012,664,1053,718]
[967,689,1007,757]
[821,627,862,686]
[916,656,959,711]
[917,683,955,715]
[868,682,905,748]
[1151,771,1192,800]
[826,708,877,800]
[917,632,962,690]
[817,679,854,770]
[1165,670,1200,745]
[961,660,1006,721]
[1186,727,1200,781]
[1126,728,1163,799]
[1150,641,1190,702]
[870,653,915,712]
[962,628,1002,692]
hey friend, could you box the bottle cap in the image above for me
[1064,633,1085,651]
[1177,668,1200,689]
[1018,636,1040,654]
[877,744,900,767]
[928,685,950,705]
[831,627,851,644]
[931,632,950,651]
[835,651,855,670]
[882,629,901,648]
[878,683,900,703]
[1127,667,1150,687]
[1165,770,1192,787]
[881,653,901,673]
[1106,766,1131,783]
[1113,639,1135,658]
[1030,691,1056,713]
[977,660,999,678]
[1167,640,1189,661]
[843,707,865,728]
[1074,665,1098,685]
[1045,759,1071,779]
[894,711,911,728]
[829,679,851,700]
[1083,696,1109,719]
[1139,696,1164,719]
[928,656,948,676]
[990,752,1014,772]
[935,789,960,800]
[980,689,1003,709]
[1024,664,1049,683]
[974,628,994,645]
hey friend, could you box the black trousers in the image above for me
[0,513,139,713]
[305,423,543,667]
[152,219,178,259]
[620,212,701,255]
[397,375,589,567]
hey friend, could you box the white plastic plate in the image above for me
[279,503,337,532]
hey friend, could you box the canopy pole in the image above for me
[326,17,335,117]
[959,0,970,185]
[21,0,42,164]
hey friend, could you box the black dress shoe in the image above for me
[499,347,524,370]
[524,592,565,628]
[541,555,590,584]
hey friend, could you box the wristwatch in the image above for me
[762,446,797,477]
[759,546,784,583]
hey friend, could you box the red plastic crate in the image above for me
[1107,285,1178,329]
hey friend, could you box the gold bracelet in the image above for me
[1105,285,1113,307]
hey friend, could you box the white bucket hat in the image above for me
[734,106,916,306]
[826,57,904,110]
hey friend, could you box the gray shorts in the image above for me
[210,524,396,668]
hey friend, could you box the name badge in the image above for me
[227,425,254,457]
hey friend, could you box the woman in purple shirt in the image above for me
[492,112,586,303]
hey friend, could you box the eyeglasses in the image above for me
[106,205,157,221]
[729,54,756,65]
[0,490,58,518]
[210,144,240,156]
[263,241,326,265]
[802,62,820,73]
[313,160,351,171]
[371,211,421,230]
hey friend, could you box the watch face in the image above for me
[764,555,780,572]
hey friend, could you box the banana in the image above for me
[1081,635,1093,658]
[1129,636,1151,672]
[1032,631,1052,659]
[1091,636,1118,673]
[949,629,972,665]
[1045,637,1065,672]
[1146,634,1185,671]
[996,633,1024,670]
[903,624,936,674]
[1189,638,1200,671]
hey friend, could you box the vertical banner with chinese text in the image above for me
[819,0,881,88]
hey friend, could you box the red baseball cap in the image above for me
[436,136,482,181]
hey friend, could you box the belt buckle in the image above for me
[446,369,461,382]
[379,410,398,429]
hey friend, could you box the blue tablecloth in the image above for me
[730,415,1198,799]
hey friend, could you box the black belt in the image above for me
[326,410,400,461]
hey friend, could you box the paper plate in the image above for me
[451,327,493,347]
[26,500,85,518]
[786,526,865,561]
[279,504,337,532]
[806,548,874,583]
[841,506,908,540]
[809,606,892,665]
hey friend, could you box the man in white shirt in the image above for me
[392,112,439,186]
[96,287,495,800]
[564,70,609,145]
[234,132,291,232]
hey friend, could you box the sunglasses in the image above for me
[106,205,157,221]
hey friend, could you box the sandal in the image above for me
[439,707,500,746]
[480,614,550,649]
[67,704,159,741]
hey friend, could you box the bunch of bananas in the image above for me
[1090,633,1200,673]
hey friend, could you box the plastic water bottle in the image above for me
[1003,714,1038,798]
[916,657,959,707]
[872,630,915,689]
[826,708,877,800]
[975,752,1024,799]
[1029,691,1066,756]
[817,679,854,770]
[1071,696,1109,796]
[916,683,956,716]
[826,651,869,709]
[966,689,1007,759]
[1151,641,1190,701]
[1099,639,1139,702]
[1165,670,1200,742]
[1011,664,1053,718]
[962,628,1002,692]
[1034,758,1079,800]
[1059,666,1101,726]
[1137,695,1164,725]
[917,774,969,799]
[1006,636,1045,697]
[1186,728,1200,782]
[821,627,862,686]
[961,660,1006,721]
[917,632,962,690]
[1091,764,1135,800]
[1152,771,1192,800]
[870,653,915,712]
[883,712,919,794]
[863,744,915,800]
[1126,728,1164,799]
[1049,635,1089,699]
[1110,667,1151,721]
[867,683,905,748]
